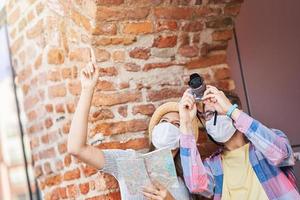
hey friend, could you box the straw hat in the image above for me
[148,102,199,144]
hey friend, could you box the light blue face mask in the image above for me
[205,115,236,143]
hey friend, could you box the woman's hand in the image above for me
[142,181,175,200]
[80,48,99,91]
[179,89,197,124]
[202,85,232,115]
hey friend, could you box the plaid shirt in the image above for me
[180,112,300,200]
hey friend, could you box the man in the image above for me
[178,85,300,200]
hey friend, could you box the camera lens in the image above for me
[188,73,203,89]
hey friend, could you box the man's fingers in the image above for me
[90,47,96,63]
[202,94,217,102]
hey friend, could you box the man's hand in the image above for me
[142,180,175,200]
[202,85,232,115]
[80,48,99,91]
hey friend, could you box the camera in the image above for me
[188,73,206,102]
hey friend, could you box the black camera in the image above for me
[188,73,206,102]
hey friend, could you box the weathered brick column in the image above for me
[5,0,243,199]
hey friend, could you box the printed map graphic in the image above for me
[116,148,178,195]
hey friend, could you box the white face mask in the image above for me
[152,122,181,150]
[205,115,236,143]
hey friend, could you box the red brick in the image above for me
[48,84,67,99]
[36,2,44,15]
[34,54,42,69]
[27,110,37,121]
[96,7,149,21]
[118,105,128,117]
[186,54,227,69]
[92,91,141,106]
[147,87,185,101]
[92,23,117,35]
[119,82,130,89]
[45,118,53,129]
[58,142,67,154]
[18,18,27,32]
[47,70,61,82]
[82,165,98,177]
[181,21,203,32]
[206,17,233,28]
[34,165,43,178]
[178,45,199,58]
[45,104,53,113]
[90,109,114,122]
[69,48,90,62]
[143,62,173,72]
[95,80,116,91]
[30,137,39,149]
[129,48,150,60]
[47,49,64,65]
[96,138,149,150]
[7,7,20,24]
[212,30,233,41]
[156,20,177,32]
[193,6,221,18]
[45,175,62,187]
[93,119,148,136]
[79,182,90,195]
[99,67,118,76]
[154,7,193,19]
[11,36,23,54]
[67,184,79,198]
[63,168,81,181]
[86,192,121,200]
[123,21,153,34]
[112,50,125,62]
[26,19,43,39]
[55,104,65,113]
[213,67,231,80]
[94,48,110,62]
[92,36,137,46]
[68,81,81,96]
[61,66,78,79]
[66,102,75,113]
[153,35,177,48]
[132,104,155,116]
[124,63,141,72]
[62,121,70,134]
[225,4,241,16]
[24,95,39,110]
[28,123,44,134]
[97,0,124,5]
[64,155,72,167]
[39,148,56,159]
[44,162,52,175]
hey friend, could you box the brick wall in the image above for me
[5,0,243,199]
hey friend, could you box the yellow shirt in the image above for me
[221,143,269,200]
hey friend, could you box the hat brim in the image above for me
[148,102,199,145]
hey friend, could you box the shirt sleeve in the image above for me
[180,134,215,198]
[100,149,136,179]
[234,111,295,166]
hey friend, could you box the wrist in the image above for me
[82,87,94,94]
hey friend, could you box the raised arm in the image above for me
[179,90,215,198]
[67,48,105,169]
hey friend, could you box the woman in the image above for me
[67,49,200,200]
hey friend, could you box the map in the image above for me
[116,148,178,196]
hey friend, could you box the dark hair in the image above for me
[149,143,201,200]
